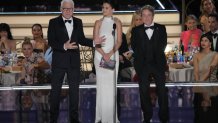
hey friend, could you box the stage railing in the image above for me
[1,82,218,90]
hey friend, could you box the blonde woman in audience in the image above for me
[193,33,218,123]
[126,10,142,47]
[19,38,50,122]
[180,14,202,52]
[124,10,143,61]
[200,0,216,33]
[19,37,50,85]
[0,23,16,53]
[31,23,48,53]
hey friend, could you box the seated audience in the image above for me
[18,37,50,85]
[125,10,143,61]
[31,23,52,74]
[126,10,142,48]
[118,10,143,82]
[18,37,50,123]
[193,33,218,123]
[199,0,216,33]
[0,23,16,53]
[31,23,48,53]
[0,23,17,116]
[180,14,202,52]
[207,14,218,51]
[118,33,133,82]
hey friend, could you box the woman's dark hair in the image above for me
[32,23,43,38]
[208,13,218,22]
[199,33,214,52]
[0,23,13,40]
[103,0,116,9]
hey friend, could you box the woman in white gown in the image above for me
[93,0,122,123]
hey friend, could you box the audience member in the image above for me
[0,23,16,53]
[125,10,143,61]
[126,10,143,48]
[206,14,218,51]
[118,33,133,82]
[193,33,218,123]
[180,14,202,52]
[31,23,48,53]
[18,37,51,123]
[18,37,50,85]
[199,0,216,33]
[31,24,51,123]
[0,23,17,119]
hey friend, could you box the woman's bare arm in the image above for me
[94,19,105,56]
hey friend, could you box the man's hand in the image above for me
[64,40,78,50]
[94,36,106,45]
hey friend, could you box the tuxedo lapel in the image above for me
[152,24,158,42]
[139,25,147,48]
[57,16,69,41]
[70,18,78,43]
[216,38,218,52]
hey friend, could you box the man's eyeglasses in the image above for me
[62,8,74,11]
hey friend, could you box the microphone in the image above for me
[112,23,116,36]
[113,23,116,30]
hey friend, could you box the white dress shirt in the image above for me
[144,22,154,40]
[62,17,73,50]
[63,17,73,39]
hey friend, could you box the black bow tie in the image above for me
[144,26,154,30]
[212,33,218,38]
[65,20,72,23]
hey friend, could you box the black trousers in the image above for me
[50,67,80,123]
[138,67,169,122]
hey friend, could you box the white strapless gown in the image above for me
[94,17,119,123]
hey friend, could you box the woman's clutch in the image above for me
[99,57,116,70]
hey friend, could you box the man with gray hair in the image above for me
[131,5,169,123]
[48,0,102,122]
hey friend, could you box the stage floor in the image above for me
[0,86,194,123]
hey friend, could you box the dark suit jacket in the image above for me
[131,23,167,77]
[119,33,132,70]
[48,15,93,68]
[206,31,218,52]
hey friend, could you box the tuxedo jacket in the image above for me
[131,23,167,76]
[206,31,218,52]
[48,15,93,68]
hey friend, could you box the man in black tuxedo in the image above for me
[207,14,218,51]
[131,5,169,123]
[48,0,103,122]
